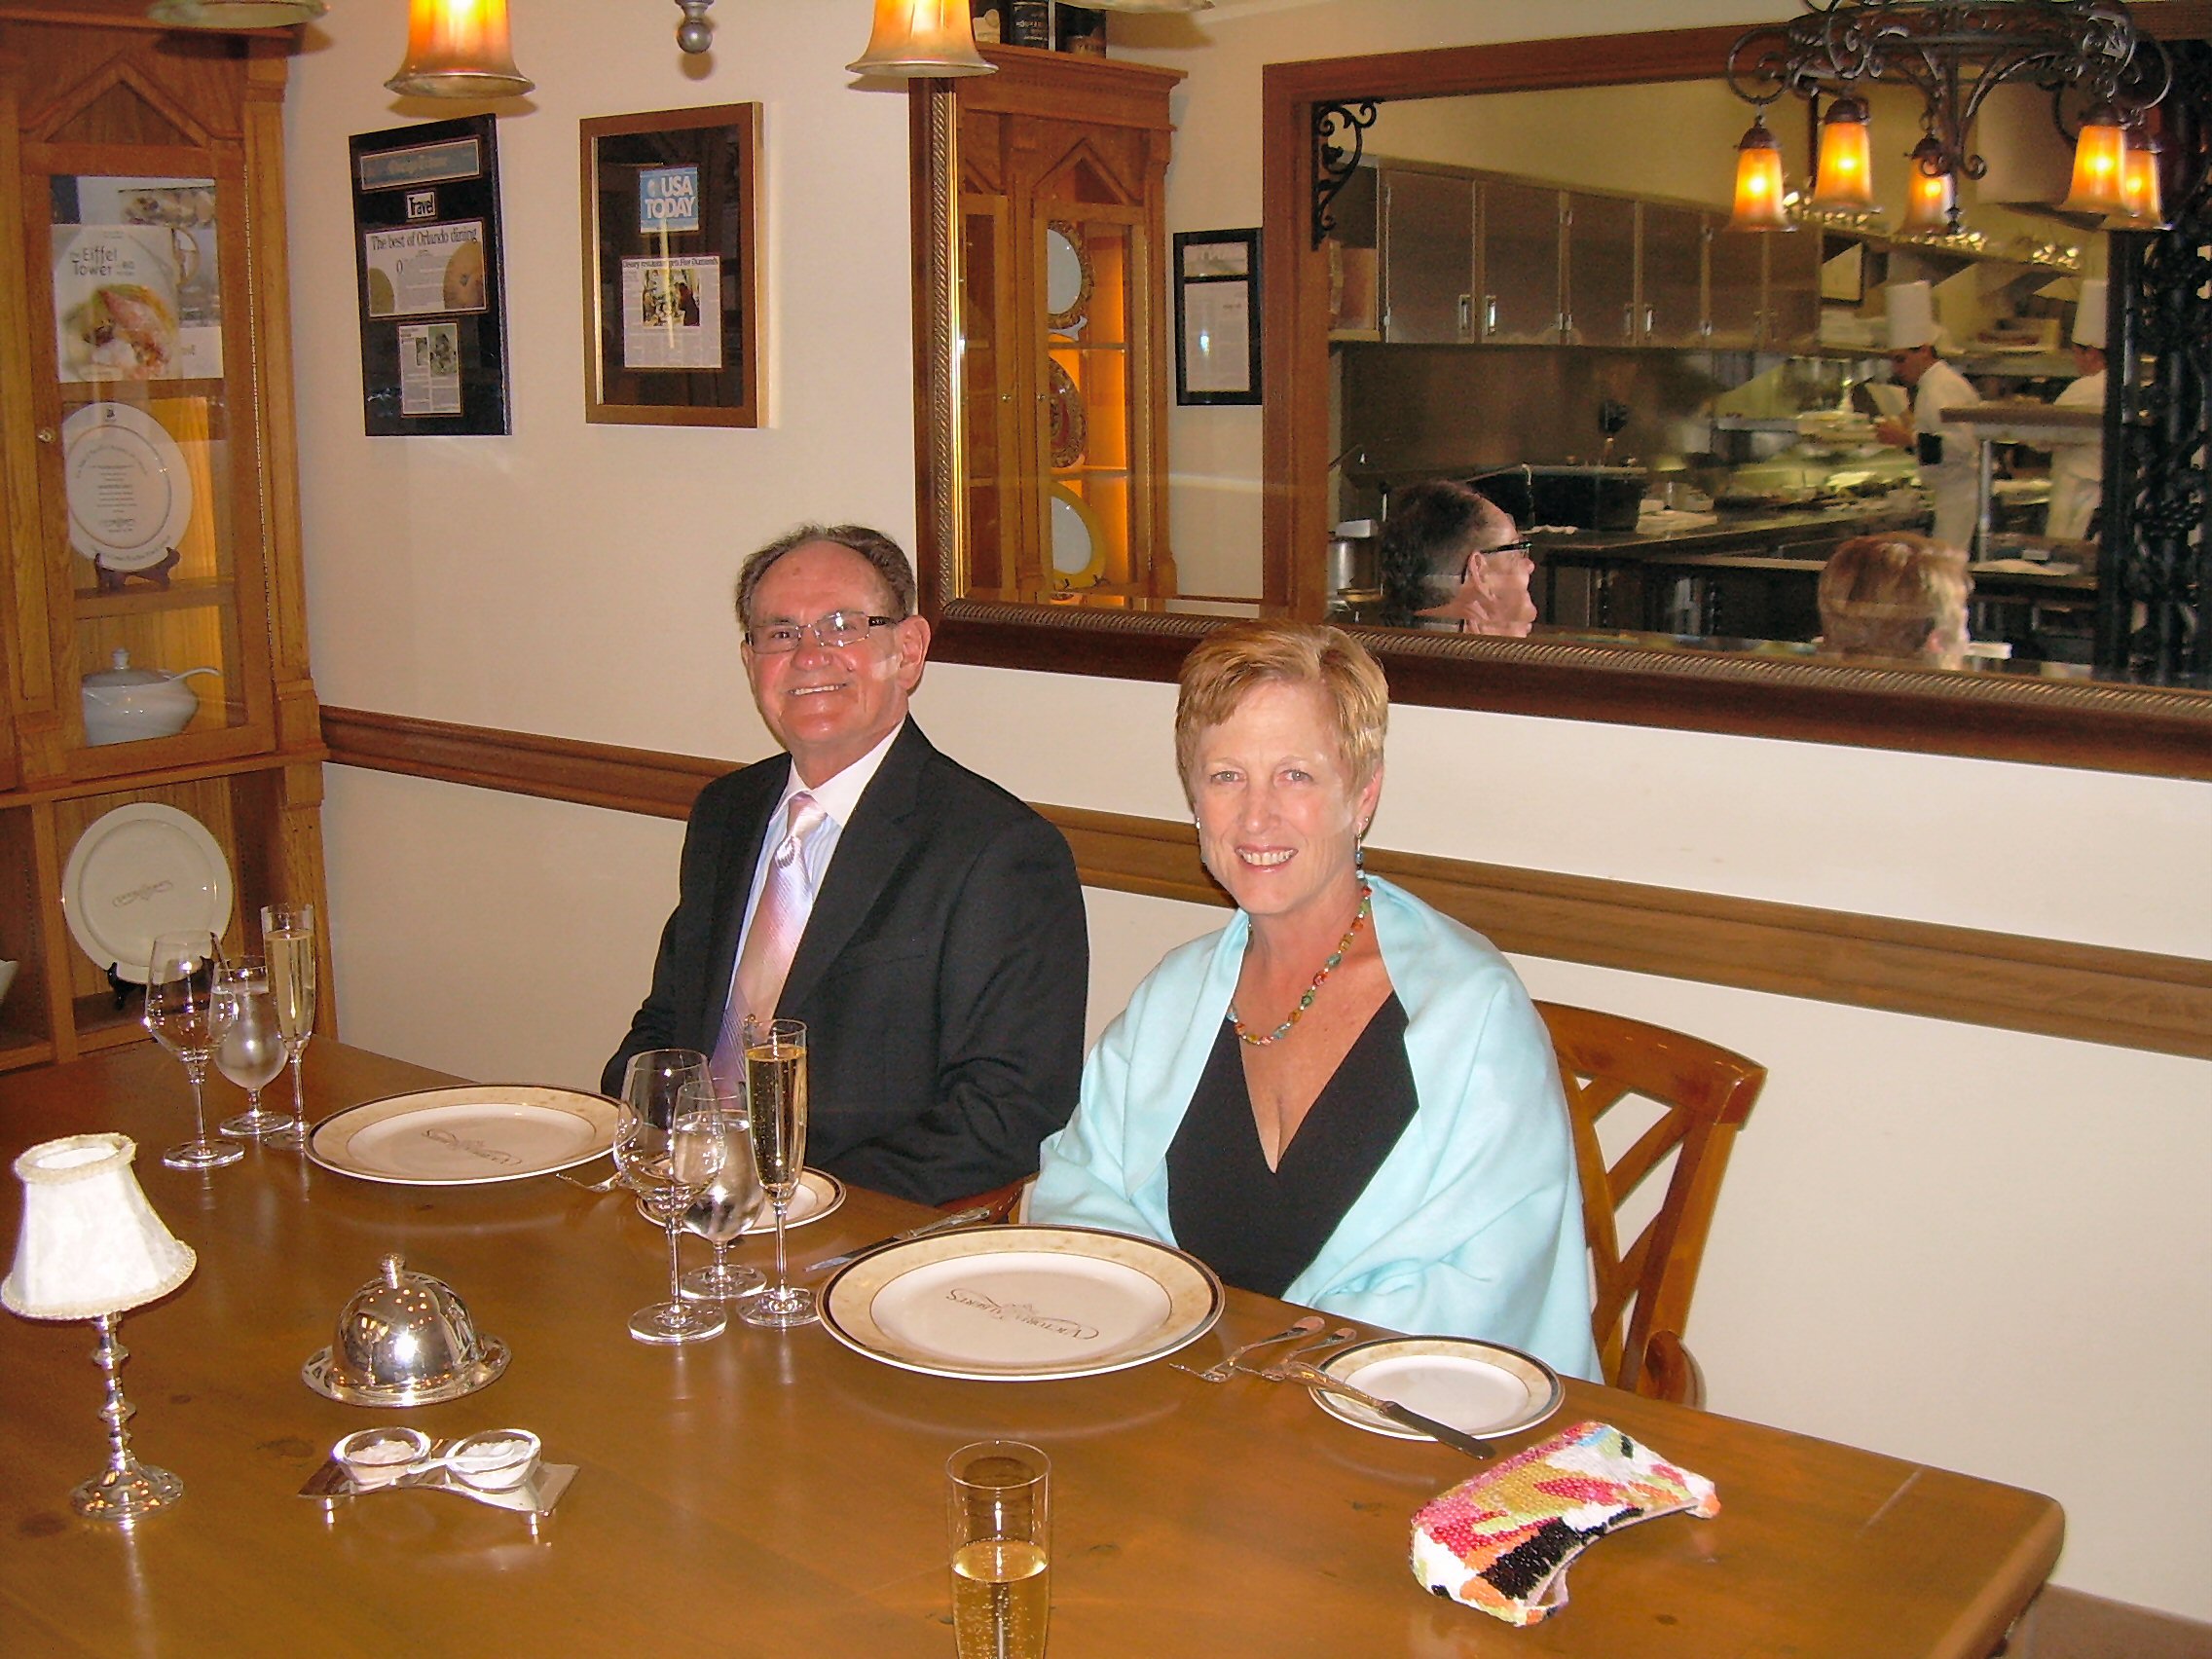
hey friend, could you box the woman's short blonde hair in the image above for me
[1174,620,1388,802]
[1818,533,1971,658]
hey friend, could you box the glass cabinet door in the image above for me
[30,160,273,772]
[1039,213,1138,593]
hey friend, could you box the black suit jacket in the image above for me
[604,721,1088,1204]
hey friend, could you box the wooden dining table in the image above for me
[0,1042,2060,1657]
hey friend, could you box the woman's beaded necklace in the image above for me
[1230,882,1373,1047]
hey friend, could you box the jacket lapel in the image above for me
[777,721,927,1015]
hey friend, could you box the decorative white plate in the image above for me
[1048,485,1103,584]
[309,1087,621,1186]
[633,1167,844,1233]
[1309,1336,1564,1442]
[63,402,193,571]
[59,802,233,982]
[820,1224,1222,1382]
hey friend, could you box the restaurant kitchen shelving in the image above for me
[0,9,329,1072]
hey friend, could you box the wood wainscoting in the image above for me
[322,707,2211,1061]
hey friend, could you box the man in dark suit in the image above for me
[604,524,1088,1205]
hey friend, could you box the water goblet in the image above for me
[620,1094,728,1345]
[674,1077,766,1303]
[612,1048,708,1192]
[738,1017,815,1329]
[215,958,290,1140]
[144,932,241,1170]
[260,903,316,1151]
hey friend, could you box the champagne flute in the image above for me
[620,1092,728,1345]
[144,932,241,1170]
[215,958,289,1140]
[261,903,316,1151]
[675,1077,767,1303]
[948,1441,1051,1659]
[738,1017,815,1329]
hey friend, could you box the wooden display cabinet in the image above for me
[0,8,329,1071]
[956,46,1180,600]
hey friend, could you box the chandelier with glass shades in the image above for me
[1724,0,2172,235]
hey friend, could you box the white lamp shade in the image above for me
[3,1135,195,1321]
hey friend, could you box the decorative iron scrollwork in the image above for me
[1311,98,1378,246]
[2100,41,2210,686]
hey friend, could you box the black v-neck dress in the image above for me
[1164,993,1419,1298]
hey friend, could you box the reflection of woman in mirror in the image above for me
[1376,479,1536,637]
[1030,620,1598,1375]
[1818,533,1971,669]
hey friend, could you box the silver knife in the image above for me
[802,1204,998,1274]
[1273,1360,1495,1459]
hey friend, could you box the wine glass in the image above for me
[675,1076,767,1303]
[143,932,241,1170]
[739,1017,815,1329]
[215,958,289,1140]
[260,903,316,1151]
[620,1091,728,1346]
[613,1049,706,1192]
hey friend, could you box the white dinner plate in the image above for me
[59,802,233,982]
[820,1224,1222,1382]
[63,402,193,571]
[1048,485,1103,583]
[309,1087,621,1186]
[1309,1336,1563,1442]
[632,1167,844,1233]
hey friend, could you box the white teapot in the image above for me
[80,648,218,747]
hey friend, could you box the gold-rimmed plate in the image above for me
[1309,1336,1563,1442]
[308,1087,619,1186]
[631,1167,844,1233]
[820,1224,1222,1382]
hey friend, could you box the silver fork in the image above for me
[1252,1324,1361,1380]
[1168,1313,1325,1382]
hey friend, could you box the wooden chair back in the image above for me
[1535,1001,1766,1405]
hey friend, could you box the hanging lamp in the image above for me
[1809,95,1878,211]
[387,0,535,99]
[1898,133,1958,234]
[1727,113,1791,232]
[848,0,997,77]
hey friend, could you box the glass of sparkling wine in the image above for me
[214,958,289,1141]
[144,932,241,1170]
[947,1441,1051,1659]
[738,1017,814,1329]
[261,903,317,1151]
[675,1076,766,1303]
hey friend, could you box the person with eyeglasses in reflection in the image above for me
[1376,479,1538,638]
[604,524,1088,1205]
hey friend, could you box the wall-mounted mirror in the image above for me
[908,17,2211,778]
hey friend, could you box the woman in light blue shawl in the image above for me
[1030,620,1597,1379]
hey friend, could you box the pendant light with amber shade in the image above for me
[1722,1,2169,234]
[387,0,535,99]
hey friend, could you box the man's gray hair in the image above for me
[735,524,917,627]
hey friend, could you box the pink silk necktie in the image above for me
[713,792,827,1081]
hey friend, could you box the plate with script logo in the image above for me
[309,1087,621,1185]
[820,1225,1223,1382]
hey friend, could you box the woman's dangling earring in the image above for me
[1355,830,1366,874]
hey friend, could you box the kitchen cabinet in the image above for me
[956,47,1180,598]
[1380,167,1474,343]
[1478,178,1563,344]
[1639,203,1706,347]
[1564,191,1637,347]
[0,11,330,1071]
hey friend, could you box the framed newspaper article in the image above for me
[350,116,512,436]
[581,104,763,426]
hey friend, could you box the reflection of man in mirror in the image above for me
[604,524,1088,1204]
[2046,278,2107,543]
[1818,533,1971,668]
[1377,479,1537,637]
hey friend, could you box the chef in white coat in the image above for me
[1875,279,1981,551]
[2046,277,2108,542]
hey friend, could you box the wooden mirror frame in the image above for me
[908,17,2212,781]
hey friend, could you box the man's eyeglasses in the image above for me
[745,609,898,654]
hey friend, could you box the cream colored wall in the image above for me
[286,0,2211,1620]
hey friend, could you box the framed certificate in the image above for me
[1173,229,1260,406]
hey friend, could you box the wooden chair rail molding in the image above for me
[321,707,2212,1061]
